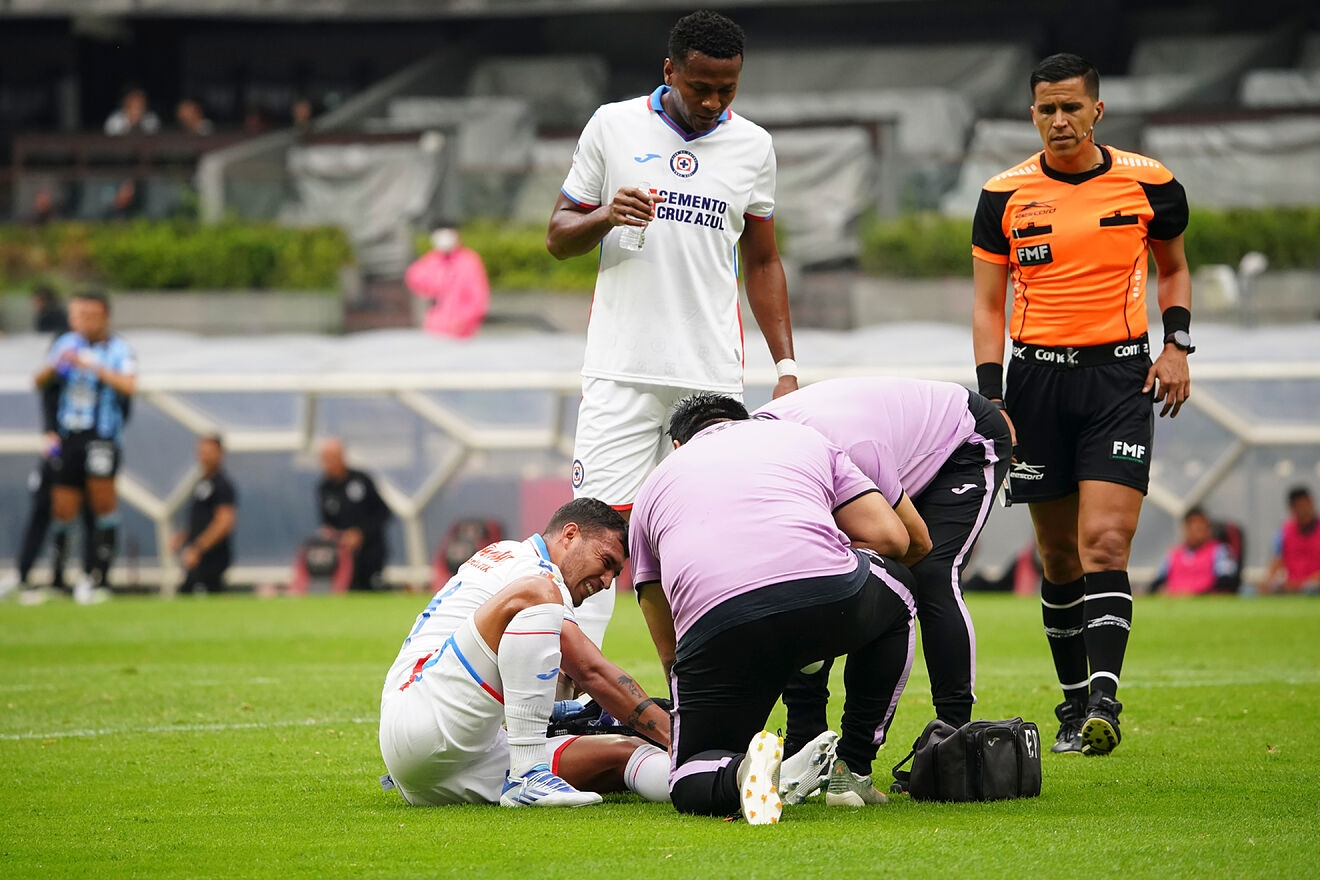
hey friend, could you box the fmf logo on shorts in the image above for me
[1016,242,1053,265]
[670,150,698,178]
[1111,441,1147,463]
[571,459,584,489]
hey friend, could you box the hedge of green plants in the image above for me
[0,221,352,292]
[4,207,1316,294]
[859,207,1320,278]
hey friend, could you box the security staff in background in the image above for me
[970,53,1192,757]
[173,434,238,594]
[317,437,392,591]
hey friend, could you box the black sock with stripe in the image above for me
[1083,570,1132,698]
[1041,576,1088,703]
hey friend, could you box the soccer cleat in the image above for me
[0,572,20,601]
[779,730,838,805]
[825,759,889,807]
[73,576,109,605]
[499,764,603,808]
[737,730,784,825]
[18,587,50,606]
[1081,694,1123,756]
[1051,698,1087,754]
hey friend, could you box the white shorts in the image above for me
[378,617,576,806]
[572,377,739,509]
[571,378,740,645]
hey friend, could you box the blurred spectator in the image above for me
[242,105,269,135]
[404,224,490,338]
[291,95,315,132]
[32,286,68,334]
[105,179,142,221]
[172,434,237,595]
[1259,486,1320,595]
[104,85,161,136]
[1150,507,1239,595]
[29,189,61,226]
[964,542,1042,595]
[317,438,392,591]
[175,98,214,135]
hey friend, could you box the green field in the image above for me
[2,593,1317,879]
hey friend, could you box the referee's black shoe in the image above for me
[1081,694,1123,756]
[1050,699,1086,754]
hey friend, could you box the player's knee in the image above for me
[1079,528,1132,571]
[1037,542,1081,582]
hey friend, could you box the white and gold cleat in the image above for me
[737,730,784,826]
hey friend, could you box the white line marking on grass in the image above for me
[1122,673,1320,689]
[0,716,377,742]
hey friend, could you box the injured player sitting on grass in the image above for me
[378,498,672,807]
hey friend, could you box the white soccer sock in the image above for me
[623,744,671,803]
[499,603,565,778]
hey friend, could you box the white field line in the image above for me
[0,716,377,742]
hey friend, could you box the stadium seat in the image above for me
[466,55,607,130]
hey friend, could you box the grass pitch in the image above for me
[1,592,1318,879]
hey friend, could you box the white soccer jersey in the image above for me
[381,535,576,694]
[561,86,776,392]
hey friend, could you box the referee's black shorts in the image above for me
[1005,343,1154,504]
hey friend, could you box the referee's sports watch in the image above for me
[1164,330,1195,354]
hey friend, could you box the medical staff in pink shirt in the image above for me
[630,393,916,824]
[1260,486,1320,595]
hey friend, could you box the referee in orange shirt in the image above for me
[971,53,1192,756]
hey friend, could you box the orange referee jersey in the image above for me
[972,145,1188,348]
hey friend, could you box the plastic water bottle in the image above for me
[619,182,656,252]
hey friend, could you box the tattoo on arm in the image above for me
[624,697,657,730]
[616,674,645,699]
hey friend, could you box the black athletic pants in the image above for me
[784,393,1012,739]
[670,553,916,817]
[16,459,95,588]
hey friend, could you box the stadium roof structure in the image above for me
[0,0,907,19]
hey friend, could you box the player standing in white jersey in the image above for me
[547,10,797,647]
[378,499,672,808]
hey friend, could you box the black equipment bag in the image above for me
[892,717,1042,802]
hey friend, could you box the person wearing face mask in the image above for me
[377,498,673,808]
[403,223,490,339]
[970,53,1193,757]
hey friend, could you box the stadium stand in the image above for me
[1240,32,1320,108]
[1102,32,1287,112]
[465,55,608,131]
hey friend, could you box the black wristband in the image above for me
[1162,306,1191,338]
[976,362,1004,401]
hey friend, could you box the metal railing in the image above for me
[2,360,1319,593]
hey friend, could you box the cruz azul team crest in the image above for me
[670,150,698,178]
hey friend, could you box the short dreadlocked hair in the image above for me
[668,392,749,445]
[668,10,745,67]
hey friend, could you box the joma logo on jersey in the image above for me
[1111,441,1147,462]
[1016,243,1053,265]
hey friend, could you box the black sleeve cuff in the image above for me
[976,362,1004,401]
[833,487,882,513]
